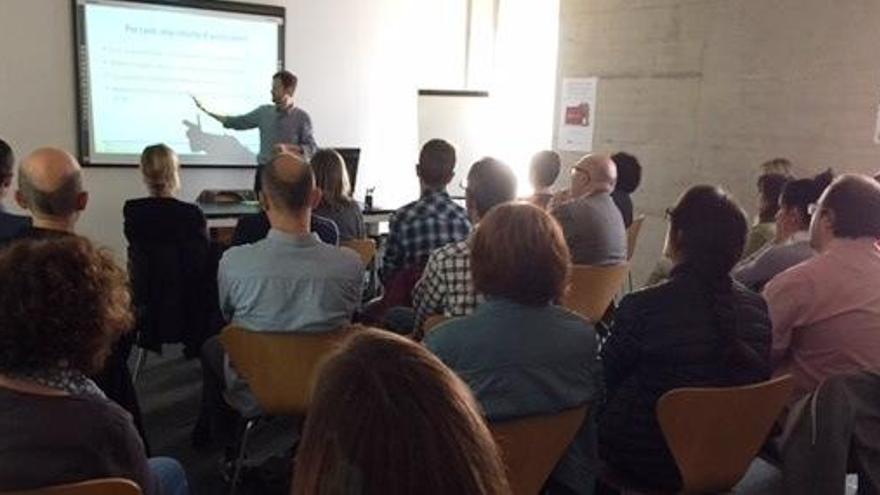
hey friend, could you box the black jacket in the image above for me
[598,267,771,490]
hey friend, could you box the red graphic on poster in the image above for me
[564,102,590,127]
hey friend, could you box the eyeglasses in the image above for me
[807,203,821,216]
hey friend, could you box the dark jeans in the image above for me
[196,336,240,444]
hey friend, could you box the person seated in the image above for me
[380,139,471,285]
[426,203,599,494]
[764,174,880,400]
[14,147,88,239]
[610,151,642,228]
[412,157,517,336]
[743,172,789,258]
[525,150,560,210]
[311,148,365,242]
[124,144,207,244]
[292,328,510,495]
[551,153,627,266]
[760,156,794,177]
[599,185,771,491]
[0,237,188,495]
[230,210,339,246]
[0,138,30,244]
[198,153,363,433]
[733,170,833,290]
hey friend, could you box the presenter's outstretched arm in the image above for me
[191,96,228,124]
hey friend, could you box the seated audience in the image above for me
[764,174,880,399]
[292,328,510,495]
[231,210,339,246]
[0,237,188,495]
[525,150,561,209]
[199,153,362,428]
[426,203,599,494]
[610,151,642,227]
[412,157,517,335]
[552,153,627,265]
[381,139,471,285]
[124,144,207,244]
[733,170,833,290]
[743,172,789,258]
[311,148,365,242]
[599,185,771,491]
[0,138,30,243]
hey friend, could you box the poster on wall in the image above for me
[557,77,598,151]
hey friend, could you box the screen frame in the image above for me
[72,0,286,168]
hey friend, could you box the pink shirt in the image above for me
[764,238,880,397]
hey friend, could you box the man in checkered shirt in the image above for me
[380,139,472,286]
[412,157,518,336]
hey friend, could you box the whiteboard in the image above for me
[417,90,491,197]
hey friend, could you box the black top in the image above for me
[611,189,634,228]
[598,268,771,490]
[0,210,30,245]
[0,386,156,494]
[123,197,207,244]
[231,211,340,246]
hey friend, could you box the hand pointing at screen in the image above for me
[191,95,227,124]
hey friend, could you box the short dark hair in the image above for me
[611,151,642,194]
[0,138,13,181]
[529,150,560,188]
[18,168,83,217]
[757,173,789,222]
[467,157,517,218]
[261,155,314,212]
[0,237,133,375]
[471,202,570,306]
[780,169,834,226]
[821,174,880,239]
[273,70,298,92]
[418,139,456,188]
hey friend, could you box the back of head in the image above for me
[261,153,314,214]
[139,144,180,196]
[311,148,352,209]
[18,147,84,218]
[0,138,13,188]
[529,150,561,189]
[471,202,570,306]
[669,185,748,277]
[0,237,132,376]
[418,139,456,189]
[611,151,642,194]
[780,169,834,225]
[467,157,517,219]
[756,173,789,222]
[760,157,793,177]
[293,327,509,495]
[820,174,880,240]
[576,154,617,195]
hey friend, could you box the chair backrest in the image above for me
[562,263,629,322]
[490,406,589,495]
[626,215,646,261]
[220,325,354,415]
[422,314,451,333]
[341,238,377,266]
[657,375,794,493]
[4,478,142,495]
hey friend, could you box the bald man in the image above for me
[197,153,363,431]
[551,154,627,265]
[15,147,88,235]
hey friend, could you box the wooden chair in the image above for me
[422,314,451,334]
[561,263,629,322]
[3,478,141,495]
[341,238,377,266]
[490,405,589,495]
[220,325,355,493]
[657,375,793,493]
[625,215,646,292]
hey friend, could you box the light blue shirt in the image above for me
[224,104,317,164]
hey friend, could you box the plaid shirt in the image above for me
[381,190,471,283]
[412,238,483,333]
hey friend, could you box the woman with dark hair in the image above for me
[598,185,771,491]
[426,202,599,494]
[734,170,834,290]
[292,327,510,495]
[311,148,365,242]
[743,172,790,258]
[610,151,642,227]
[0,237,188,495]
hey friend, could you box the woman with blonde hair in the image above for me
[311,149,365,242]
[292,328,510,495]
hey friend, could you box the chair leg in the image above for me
[132,347,147,383]
[228,418,256,495]
[627,272,634,293]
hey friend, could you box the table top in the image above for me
[198,201,395,222]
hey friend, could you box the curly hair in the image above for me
[0,236,133,375]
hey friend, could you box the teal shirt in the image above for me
[224,104,317,164]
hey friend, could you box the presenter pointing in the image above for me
[193,70,317,190]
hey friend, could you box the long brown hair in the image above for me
[292,327,510,495]
[311,149,354,210]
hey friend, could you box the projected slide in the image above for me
[75,0,283,166]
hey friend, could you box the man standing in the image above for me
[194,70,317,189]
[552,153,627,266]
